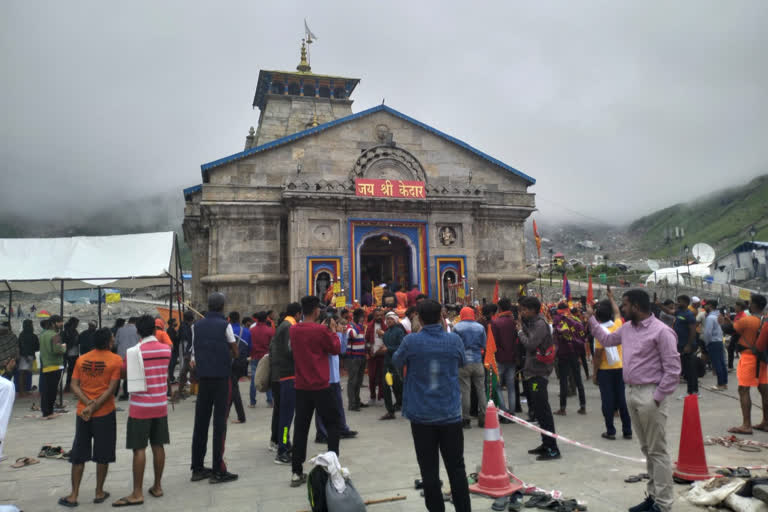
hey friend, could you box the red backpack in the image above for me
[536,343,556,365]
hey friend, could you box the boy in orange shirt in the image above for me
[59,328,123,508]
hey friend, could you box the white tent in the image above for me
[645,263,712,285]
[0,232,181,294]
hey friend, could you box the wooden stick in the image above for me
[296,494,406,512]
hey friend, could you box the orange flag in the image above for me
[493,280,499,304]
[587,274,594,303]
[484,320,498,375]
[533,219,542,259]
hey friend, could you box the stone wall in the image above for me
[255,95,354,146]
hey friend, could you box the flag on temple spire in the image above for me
[563,273,571,300]
[304,19,318,42]
[533,219,542,259]
[493,280,499,304]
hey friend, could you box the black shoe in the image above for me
[500,417,512,424]
[274,453,291,465]
[478,418,485,428]
[601,432,616,440]
[359,403,369,408]
[340,430,358,438]
[628,495,655,512]
[191,467,212,482]
[536,448,561,461]
[623,433,633,440]
[349,406,360,412]
[209,471,238,484]
[379,412,396,420]
[462,419,471,429]
[315,435,328,444]
[527,444,547,455]
[118,395,129,401]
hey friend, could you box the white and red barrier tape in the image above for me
[496,409,768,471]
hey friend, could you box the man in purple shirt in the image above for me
[587,289,680,512]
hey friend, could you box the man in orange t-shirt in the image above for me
[59,328,122,507]
[154,318,173,347]
[722,294,768,435]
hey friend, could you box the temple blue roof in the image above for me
[183,184,202,199]
[199,104,535,184]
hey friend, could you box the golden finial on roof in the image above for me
[311,113,319,127]
[296,39,312,73]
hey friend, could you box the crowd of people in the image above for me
[0,284,767,512]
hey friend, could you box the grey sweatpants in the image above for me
[459,362,486,420]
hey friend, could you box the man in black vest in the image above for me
[189,292,239,484]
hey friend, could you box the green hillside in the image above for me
[629,174,768,259]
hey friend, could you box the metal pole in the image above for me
[97,287,102,328]
[5,281,12,322]
[58,280,64,409]
[168,276,174,326]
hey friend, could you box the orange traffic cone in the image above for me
[674,393,715,481]
[469,401,523,498]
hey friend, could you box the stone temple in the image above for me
[182,43,536,312]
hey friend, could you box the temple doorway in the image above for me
[359,234,412,291]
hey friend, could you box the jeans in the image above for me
[680,352,699,394]
[316,382,350,436]
[249,358,273,406]
[597,368,632,436]
[292,388,340,475]
[459,362,485,420]
[191,376,230,474]
[708,341,728,387]
[410,422,471,512]
[64,355,78,391]
[528,376,557,449]
[557,357,585,410]
[345,358,366,409]
[277,379,295,455]
[497,362,517,412]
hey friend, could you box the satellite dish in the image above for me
[647,259,660,271]
[692,243,715,264]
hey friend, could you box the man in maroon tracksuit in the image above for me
[491,298,521,417]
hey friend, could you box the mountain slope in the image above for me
[629,174,768,259]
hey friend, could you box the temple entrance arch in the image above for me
[359,234,413,293]
[349,220,429,301]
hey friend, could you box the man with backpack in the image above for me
[519,296,561,461]
[721,294,768,435]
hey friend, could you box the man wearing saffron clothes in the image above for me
[59,328,121,508]
[112,315,172,507]
[189,292,239,485]
[586,289,680,512]
[289,295,342,488]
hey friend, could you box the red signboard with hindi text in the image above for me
[354,179,426,199]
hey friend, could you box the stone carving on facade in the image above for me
[348,145,427,183]
[439,226,457,246]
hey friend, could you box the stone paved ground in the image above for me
[2,372,767,512]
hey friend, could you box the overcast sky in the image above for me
[2,1,767,225]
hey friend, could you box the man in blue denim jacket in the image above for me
[453,307,487,429]
[393,299,470,512]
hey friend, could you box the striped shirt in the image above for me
[346,323,366,358]
[128,337,171,419]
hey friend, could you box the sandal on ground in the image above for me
[728,426,754,435]
[753,423,768,432]
[94,492,110,504]
[58,497,78,508]
[148,488,163,498]
[38,445,52,457]
[525,494,550,508]
[112,497,144,507]
[624,475,643,483]
[11,457,40,468]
